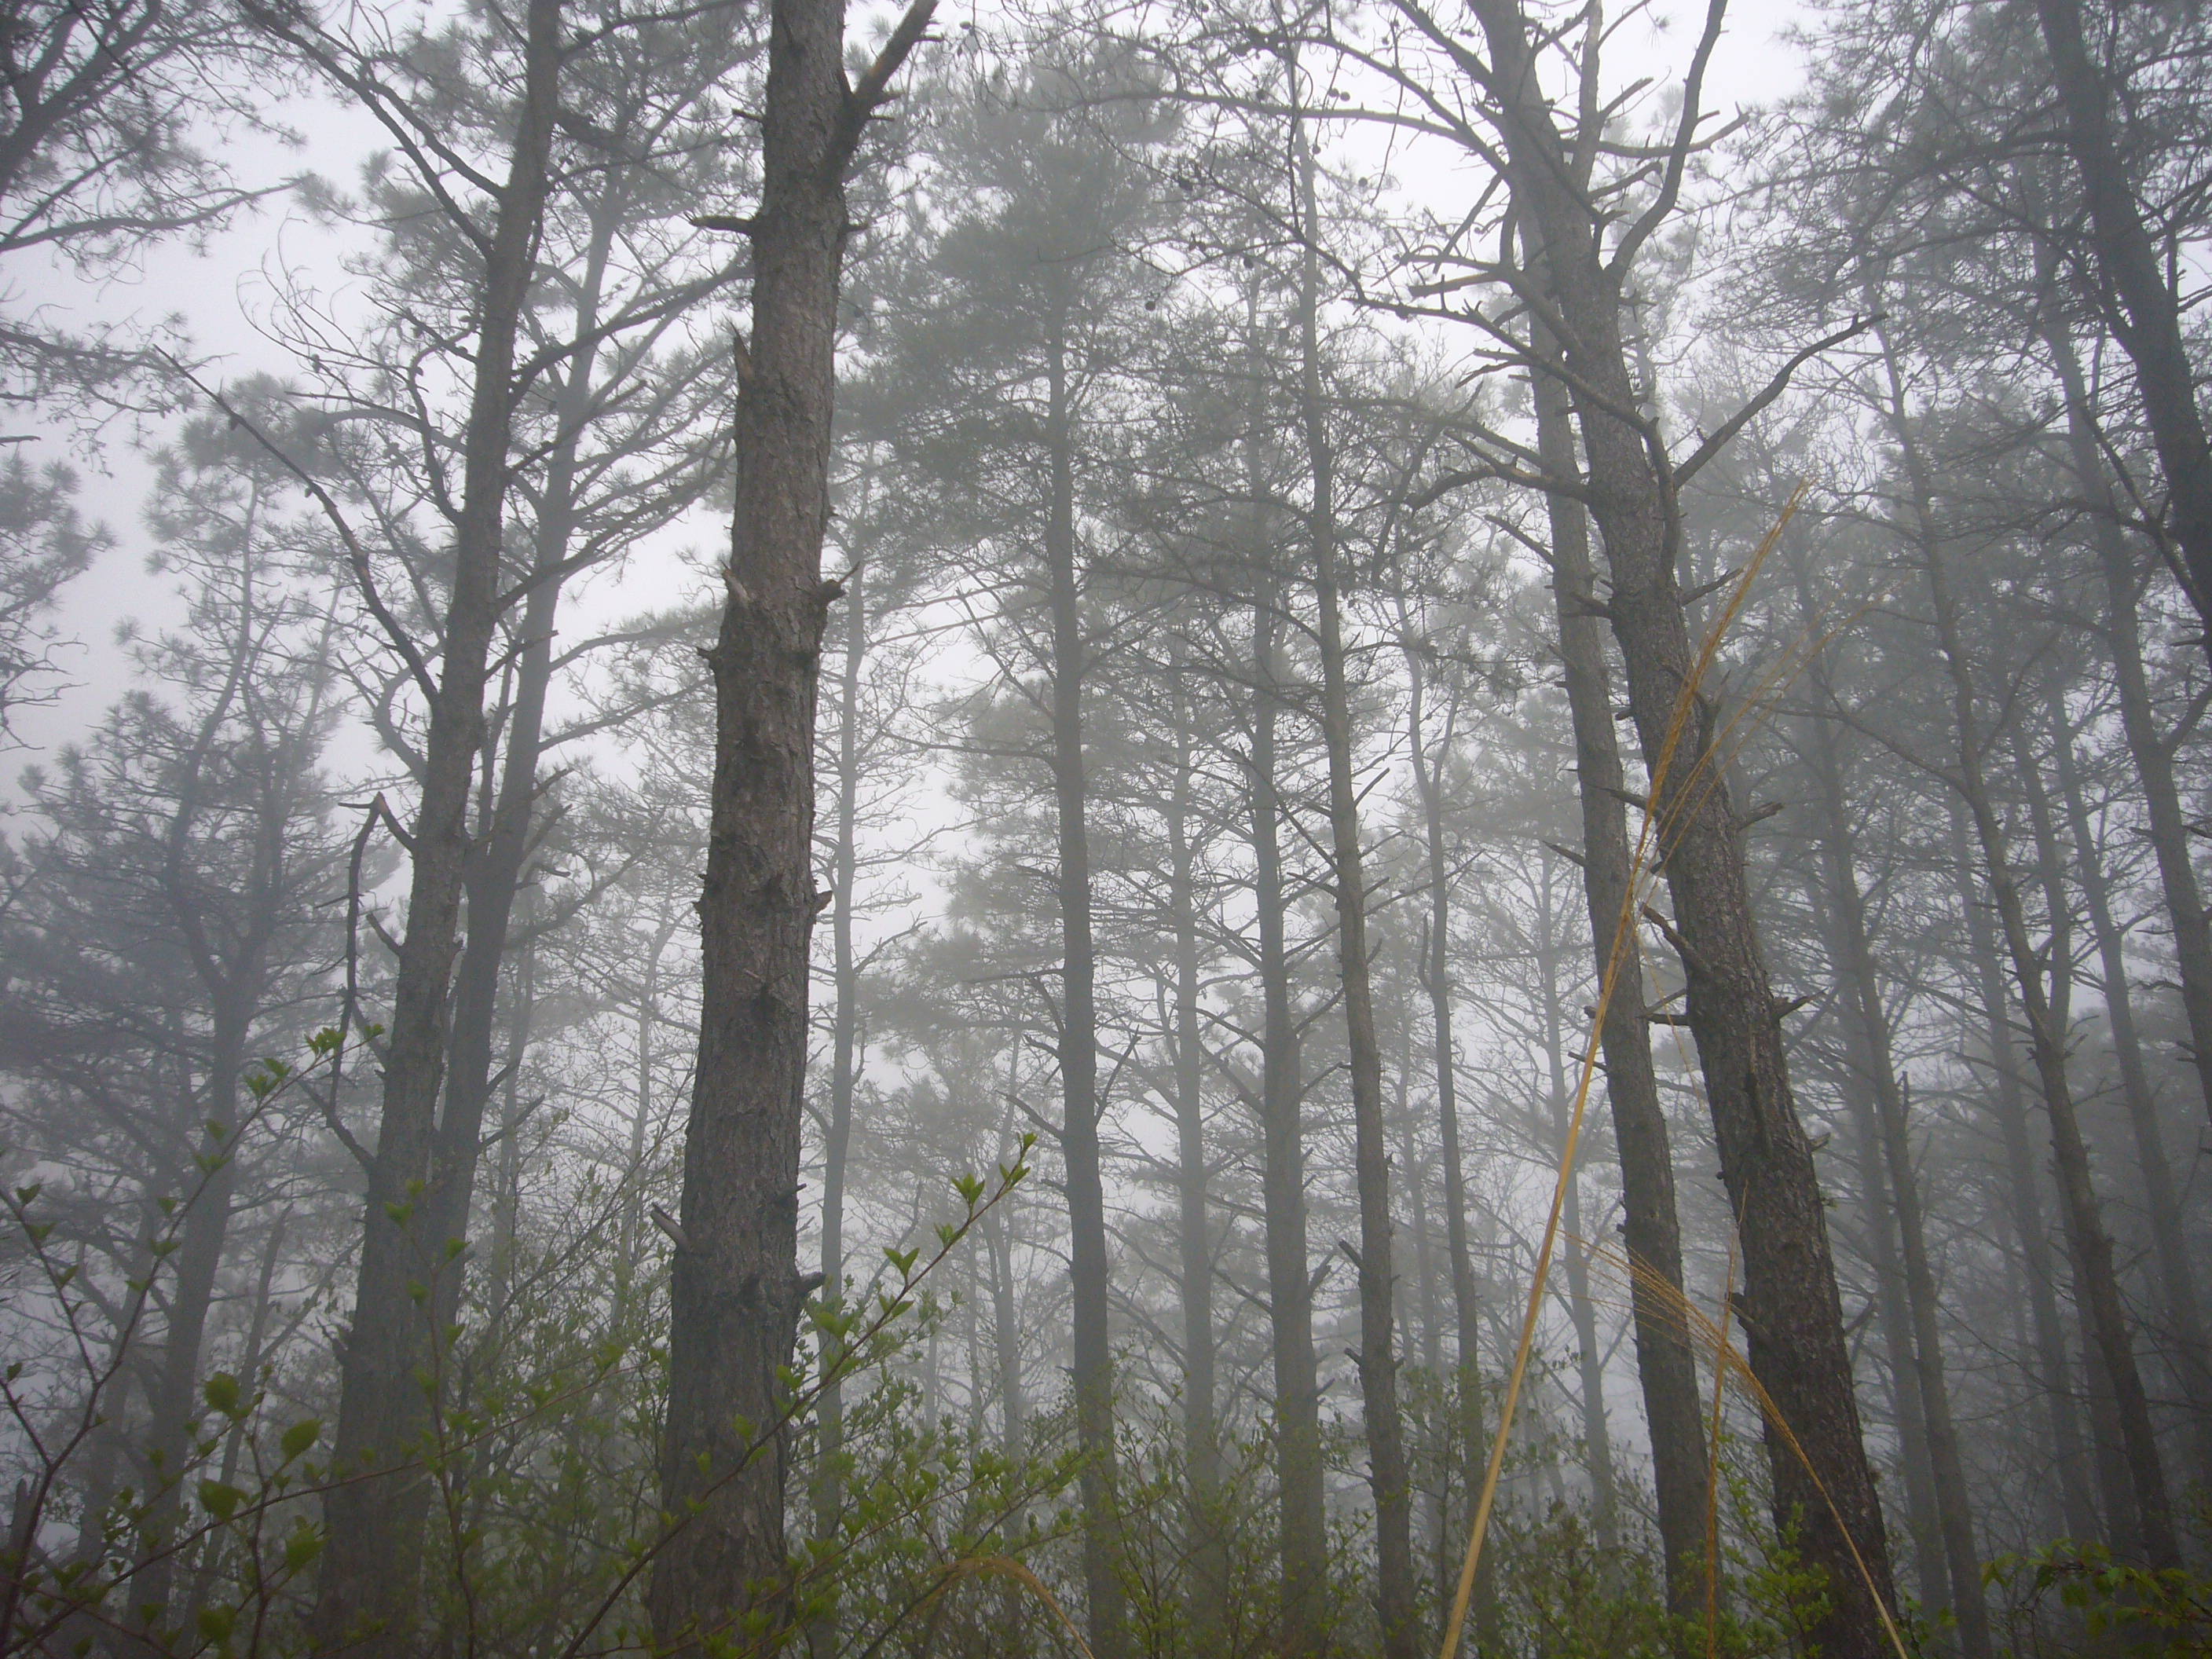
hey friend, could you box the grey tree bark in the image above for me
[1437,5,1897,1641]
[313,4,562,1646]
[1892,352,2181,1569]
[1293,125,1415,1659]
[1526,338,1708,1629]
[649,2,934,1646]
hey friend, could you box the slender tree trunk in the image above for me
[1402,647,1503,1650]
[2016,727,2159,1558]
[1800,709,1988,1657]
[2049,709,2212,1482]
[813,558,867,1564]
[1890,350,2180,1570]
[1293,127,1415,1659]
[1239,330,1331,1656]
[315,6,562,1646]
[2036,0,2212,652]
[1947,803,2101,1540]
[1531,886,1619,1553]
[139,1013,244,1629]
[1528,309,1708,1632]
[992,1042,1028,1467]
[1833,1041,1949,1613]
[2040,314,2212,1128]
[1037,310,1128,1659]
[651,0,926,1641]
[425,215,616,1338]
[1249,576,1329,1659]
[1165,665,1228,1646]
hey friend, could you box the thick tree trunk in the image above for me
[1473,18,1895,1633]
[1294,130,1415,1659]
[315,5,562,1647]
[1526,336,1707,1630]
[1897,377,2180,1569]
[650,0,923,1641]
[2036,0,2212,655]
[1798,701,1987,1657]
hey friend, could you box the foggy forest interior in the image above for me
[1,0,2209,1657]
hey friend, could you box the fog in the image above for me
[1,3,2207,1658]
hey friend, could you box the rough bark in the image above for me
[650,0,928,1643]
[314,4,562,1646]
[1464,13,1894,1638]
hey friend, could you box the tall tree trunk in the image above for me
[1402,643,1503,1651]
[650,1,928,1643]
[1799,703,1988,1657]
[424,211,617,1339]
[813,558,868,1564]
[1249,575,1329,1659]
[1946,803,2101,1540]
[1294,126,1415,1659]
[139,1013,244,1630]
[2041,313,2212,1127]
[1039,310,1128,1659]
[1833,1031,1950,1615]
[315,5,562,1646]
[2049,708,2212,1481]
[1470,22,1897,1639]
[1889,346,2181,1570]
[1525,324,1707,1631]
[2016,724,2159,1558]
[1531,883,1619,1554]
[1240,333,1331,1657]
[1165,665,1228,1648]
[2035,0,2212,654]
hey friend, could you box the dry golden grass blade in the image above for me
[1437,489,1910,1659]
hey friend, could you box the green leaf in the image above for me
[280,1419,321,1462]
[281,1526,324,1573]
[196,1481,246,1522]
[202,1372,243,1418]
